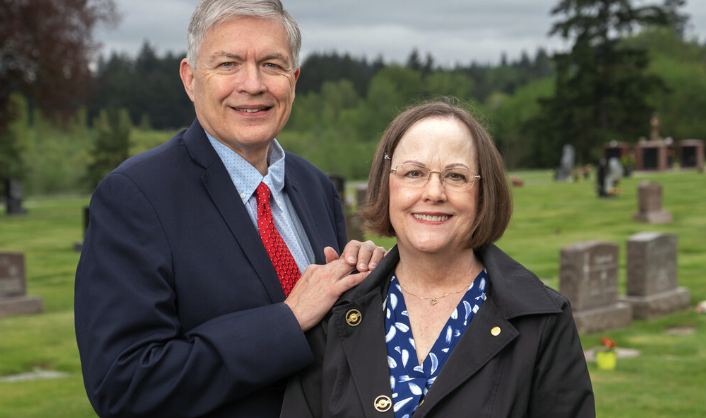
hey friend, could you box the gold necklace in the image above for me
[397,277,475,306]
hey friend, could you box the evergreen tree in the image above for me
[529,0,673,166]
[85,108,131,190]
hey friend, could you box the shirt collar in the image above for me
[205,130,286,201]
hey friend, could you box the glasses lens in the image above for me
[443,168,475,190]
[395,164,429,185]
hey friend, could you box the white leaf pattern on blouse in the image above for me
[387,308,391,319]
[464,301,472,320]
[395,322,410,333]
[409,382,422,395]
[445,325,452,344]
[386,326,396,342]
[402,349,409,367]
[390,293,398,310]
[388,356,397,368]
[429,353,439,374]
[394,397,413,412]
[413,365,424,373]
[399,375,414,382]
[390,376,396,390]
[451,308,458,319]
[409,338,415,349]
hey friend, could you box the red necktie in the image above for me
[256,182,301,296]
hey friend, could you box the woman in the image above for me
[282,100,595,417]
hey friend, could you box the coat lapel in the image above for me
[184,119,285,303]
[332,292,396,417]
[415,295,519,414]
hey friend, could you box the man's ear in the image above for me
[180,58,196,102]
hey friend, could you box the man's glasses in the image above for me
[390,163,481,191]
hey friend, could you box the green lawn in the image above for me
[1,170,705,417]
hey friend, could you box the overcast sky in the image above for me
[95,0,706,67]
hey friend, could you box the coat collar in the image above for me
[330,244,563,416]
[336,244,562,319]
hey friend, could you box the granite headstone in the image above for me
[619,232,690,319]
[559,241,632,334]
[0,252,44,318]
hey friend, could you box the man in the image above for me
[74,1,383,417]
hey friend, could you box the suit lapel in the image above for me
[284,175,325,264]
[184,120,285,303]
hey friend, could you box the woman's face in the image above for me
[389,117,480,256]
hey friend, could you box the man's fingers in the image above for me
[324,246,339,264]
[368,245,387,270]
[340,240,362,265]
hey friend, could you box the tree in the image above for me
[0,0,118,184]
[85,108,131,190]
[529,0,674,166]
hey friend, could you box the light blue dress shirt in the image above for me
[206,132,315,273]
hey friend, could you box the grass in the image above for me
[1,169,705,417]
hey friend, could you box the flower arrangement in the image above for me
[601,336,616,351]
[596,336,617,370]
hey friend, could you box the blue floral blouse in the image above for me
[384,270,488,418]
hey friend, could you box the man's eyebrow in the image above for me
[210,51,242,61]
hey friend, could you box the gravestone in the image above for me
[679,139,704,171]
[556,144,575,181]
[0,252,44,319]
[559,241,632,334]
[5,178,28,215]
[632,181,672,224]
[619,232,689,320]
[596,159,606,197]
[635,140,668,171]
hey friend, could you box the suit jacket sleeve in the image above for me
[75,172,315,418]
[529,296,596,417]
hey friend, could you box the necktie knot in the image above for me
[256,182,271,205]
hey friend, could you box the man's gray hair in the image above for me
[187,0,301,70]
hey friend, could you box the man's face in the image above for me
[181,17,299,159]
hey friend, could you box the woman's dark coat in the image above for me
[282,245,595,418]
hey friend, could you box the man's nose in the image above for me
[236,63,266,94]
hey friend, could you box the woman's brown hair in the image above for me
[359,99,512,249]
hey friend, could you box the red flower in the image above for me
[601,336,617,350]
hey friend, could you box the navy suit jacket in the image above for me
[74,119,348,418]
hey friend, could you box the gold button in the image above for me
[374,395,392,412]
[346,309,362,326]
[491,326,501,336]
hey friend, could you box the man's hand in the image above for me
[285,247,370,331]
[340,240,387,272]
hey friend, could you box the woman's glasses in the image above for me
[390,163,481,191]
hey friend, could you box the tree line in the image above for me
[3,0,706,196]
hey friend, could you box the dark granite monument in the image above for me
[4,178,28,215]
[0,252,44,319]
[632,181,672,224]
[559,241,632,334]
[635,140,669,172]
[679,139,704,171]
[619,232,690,320]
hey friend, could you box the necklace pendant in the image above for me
[430,298,438,306]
